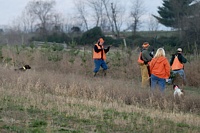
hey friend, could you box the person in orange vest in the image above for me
[150,48,170,94]
[138,42,153,88]
[93,38,111,77]
[170,48,187,84]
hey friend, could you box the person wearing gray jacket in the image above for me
[140,42,152,88]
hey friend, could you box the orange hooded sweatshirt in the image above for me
[150,56,170,79]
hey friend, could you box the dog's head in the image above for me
[24,65,31,69]
[173,84,184,93]
[18,65,31,71]
[173,84,184,98]
[173,85,179,90]
[15,65,31,72]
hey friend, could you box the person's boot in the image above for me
[93,72,97,77]
[103,70,106,76]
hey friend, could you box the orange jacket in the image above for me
[93,44,106,60]
[171,55,184,70]
[150,56,170,79]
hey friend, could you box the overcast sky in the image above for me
[0,0,168,30]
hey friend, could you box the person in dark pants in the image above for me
[170,48,187,86]
[93,38,111,77]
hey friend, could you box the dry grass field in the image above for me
[0,45,200,132]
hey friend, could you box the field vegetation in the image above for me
[0,44,200,132]
[1,0,200,132]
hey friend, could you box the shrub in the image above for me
[81,27,104,45]
[156,36,180,48]
[51,43,64,51]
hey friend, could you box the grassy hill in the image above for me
[0,45,199,132]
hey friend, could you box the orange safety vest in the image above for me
[93,44,106,60]
[137,52,144,65]
[171,55,184,70]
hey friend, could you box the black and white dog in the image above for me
[15,65,31,71]
[173,85,184,98]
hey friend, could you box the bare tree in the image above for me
[63,14,76,33]
[20,10,36,33]
[101,0,125,37]
[130,0,144,35]
[148,15,159,32]
[102,0,114,34]
[111,2,119,37]
[75,0,125,33]
[87,0,111,32]
[2,10,35,45]
[87,0,103,27]
[74,0,89,31]
[25,0,56,38]
[110,2,125,37]
[51,13,64,33]
[3,19,25,45]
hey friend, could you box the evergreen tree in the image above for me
[81,27,104,45]
[153,0,194,29]
[154,0,200,51]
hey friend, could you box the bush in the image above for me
[47,32,71,43]
[127,34,155,48]
[104,37,124,47]
[156,36,180,48]
[51,43,64,51]
[81,27,104,45]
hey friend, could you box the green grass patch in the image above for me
[1,102,199,132]
[0,91,200,132]
[29,119,47,127]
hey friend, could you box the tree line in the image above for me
[0,0,200,53]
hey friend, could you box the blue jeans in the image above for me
[172,69,185,80]
[151,74,166,93]
[93,59,108,73]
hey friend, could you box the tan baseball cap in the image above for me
[177,48,182,52]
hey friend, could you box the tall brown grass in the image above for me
[0,46,200,130]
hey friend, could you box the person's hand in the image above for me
[144,61,148,64]
[108,45,112,49]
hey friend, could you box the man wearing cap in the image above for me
[140,42,153,88]
[93,38,111,77]
[170,48,187,84]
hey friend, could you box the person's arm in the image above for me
[94,45,102,53]
[149,48,154,58]
[178,54,187,63]
[149,51,154,58]
[170,54,175,66]
[164,59,171,78]
[104,46,110,53]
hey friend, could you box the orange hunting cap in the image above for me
[99,38,104,43]
[142,42,150,48]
